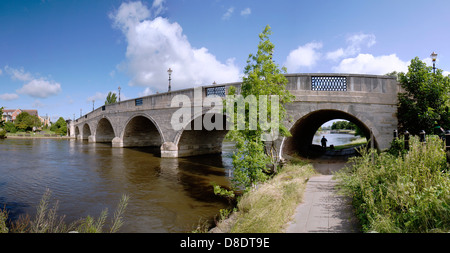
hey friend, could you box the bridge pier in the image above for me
[160,142,178,158]
[77,134,88,140]
[112,137,123,148]
[88,135,96,142]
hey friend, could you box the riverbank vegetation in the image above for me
[0,190,129,233]
[211,158,315,233]
[396,57,450,135]
[335,136,450,232]
[0,106,67,136]
[224,25,294,191]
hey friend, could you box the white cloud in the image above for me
[240,8,251,16]
[444,71,450,76]
[326,33,376,61]
[332,53,409,75]
[110,1,150,30]
[152,0,166,16]
[16,78,62,98]
[4,66,33,81]
[110,1,240,92]
[87,92,108,103]
[222,7,234,20]
[4,66,62,98]
[326,48,345,61]
[0,93,19,101]
[284,42,323,72]
[346,33,376,53]
[138,87,153,97]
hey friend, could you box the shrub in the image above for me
[335,136,450,233]
[3,122,17,133]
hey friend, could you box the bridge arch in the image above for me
[282,109,376,158]
[120,114,164,148]
[174,112,228,157]
[95,117,116,143]
[82,123,91,140]
[75,126,80,138]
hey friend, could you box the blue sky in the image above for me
[1,0,449,121]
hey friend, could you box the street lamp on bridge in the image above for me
[167,68,173,92]
[431,51,437,74]
[118,86,121,103]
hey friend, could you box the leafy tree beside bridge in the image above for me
[397,57,450,135]
[50,117,67,135]
[225,25,294,191]
[105,92,118,105]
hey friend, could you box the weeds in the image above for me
[335,136,450,233]
[0,189,129,233]
[227,162,315,233]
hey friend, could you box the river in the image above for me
[312,132,363,147]
[0,138,234,232]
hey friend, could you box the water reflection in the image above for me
[0,138,233,232]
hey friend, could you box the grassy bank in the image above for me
[335,136,450,233]
[333,137,367,150]
[212,158,316,233]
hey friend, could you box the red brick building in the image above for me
[2,109,38,122]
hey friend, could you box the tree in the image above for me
[105,92,117,105]
[50,117,67,135]
[0,107,4,127]
[225,25,294,191]
[3,122,17,133]
[14,112,41,131]
[331,121,356,130]
[397,57,450,135]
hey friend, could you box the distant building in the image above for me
[40,115,51,127]
[2,109,39,123]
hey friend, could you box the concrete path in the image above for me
[285,162,360,233]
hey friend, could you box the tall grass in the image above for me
[227,159,316,233]
[335,136,450,233]
[0,189,129,233]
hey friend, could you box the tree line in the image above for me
[0,107,67,135]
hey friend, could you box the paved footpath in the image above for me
[285,162,360,233]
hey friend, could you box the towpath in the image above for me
[285,161,360,233]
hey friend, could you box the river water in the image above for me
[312,132,362,147]
[0,133,359,233]
[0,138,234,232]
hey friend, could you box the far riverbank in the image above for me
[4,134,73,139]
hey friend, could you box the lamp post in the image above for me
[167,68,172,92]
[431,51,437,74]
[118,86,121,103]
[92,100,95,111]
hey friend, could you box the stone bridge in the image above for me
[68,73,400,158]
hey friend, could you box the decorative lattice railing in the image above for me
[311,76,347,91]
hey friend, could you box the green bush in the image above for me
[3,122,16,133]
[335,136,450,233]
[0,130,6,138]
